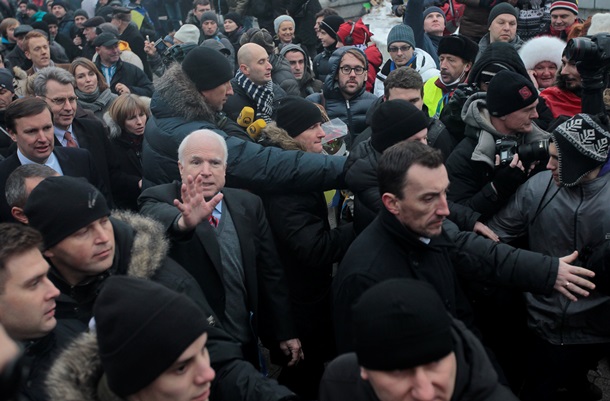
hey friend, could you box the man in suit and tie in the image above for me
[0,97,108,222]
[139,129,303,371]
[32,66,132,207]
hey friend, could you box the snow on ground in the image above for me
[362,1,403,63]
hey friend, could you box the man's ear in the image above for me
[381,192,399,215]
[24,50,31,60]
[43,248,54,258]
[360,367,369,381]
[10,207,28,224]
[239,63,248,76]
[8,129,16,142]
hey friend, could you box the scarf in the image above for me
[75,88,116,112]
[235,70,274,123]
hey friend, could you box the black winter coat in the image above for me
[94,58,154,97]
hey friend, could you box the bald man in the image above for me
[223,43,287,123]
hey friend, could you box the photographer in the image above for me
[446,70,550,220]
[143,24,200,78]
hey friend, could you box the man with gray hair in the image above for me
[33,66,129,207]
[139,129,304,371]
[5,164,58,224]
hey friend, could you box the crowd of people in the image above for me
[0,0,609,400]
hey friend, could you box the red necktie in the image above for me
[64,131,78,148]
[208,215,219,228]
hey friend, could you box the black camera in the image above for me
[495,138,549,165]
[564,33,610,68]
[162,43,197,67]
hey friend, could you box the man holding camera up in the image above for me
[445,70,549,220]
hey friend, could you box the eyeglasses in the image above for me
[389,45,412,53]
[339,65,366,75]
[43,96,78,106]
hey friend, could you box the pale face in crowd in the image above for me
[6,23,18,43]
[241,45,272,86]
[337,52,367,99]
[74,65,99,94]
[25,36,51,69]
[223,18,238,34]
[9,108,55,163]
[438,54,470,85]
[388,41,414,68]
[532,60,558,89]
[202,20,217,36]
[48,24,59,38]
[51,4,66,18]
[489,14,517,43]
[0,248,60,341]
[294,122,326,153]
[360,352,457,401]
[43,80,77,130]
[495,100,539,135]
[84,26,98,42]
[560,56,581,91]
[284,50,305,80]
[193,4,211,21]
[129,333,216,401]
[178,134,227,199]
[314,16,324,33]
[44,216,115,286]
[423,12,445,36]
[123,108,147,136]
[317,28,336,48]
[201,81,234,112]
[0,86,14,110]
[383,163,450,238]
[74,15,88,29]
[550,9,576,31]
[546,141,560,186]
[277,21,295,44]
[387,87,424,111]
[96,43,121,66]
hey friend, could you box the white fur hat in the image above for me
[588,13,610,35]
[518,36,565,70]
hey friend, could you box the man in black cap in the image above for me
[487,114,610,401]
[140,129,303,369]
[446,69,549,219]
[110,7,151,79]
[0,68,16,157]
[422,34,478,118]
[50,0,76,39]
[6,24,33,70]
[476,3,523,60]
[322,279,518,401]
[93,31,153,96]
[46,276,298,400]
[80,15,105,59]
[313,15,344,83]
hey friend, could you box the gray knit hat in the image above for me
[274,15,295,34]
[387,24,415,51]
[201,11,218,24]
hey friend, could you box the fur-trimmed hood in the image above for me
[259,123,306,151]
[45,332,110,401]
[103,112,121,139]
[111,210,169,280]
[150,63,216,123]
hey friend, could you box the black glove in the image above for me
[491,164,527,199]
[439,84,478,136]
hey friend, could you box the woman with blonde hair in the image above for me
[104,93,150,210]
[69,57,117,120]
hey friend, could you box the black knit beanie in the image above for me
[74,9,89,19]
[223,11,243,27]
[371,99,429,153]
[94,276,209,397]
[24,176,110,249]
[486,70,538,117]
[276,96,325,138]
[352,279,454,370]
[182,46,233,91]
[320,15,345,42]
[487,3,518,27]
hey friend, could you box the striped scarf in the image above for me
[235,71,274,123]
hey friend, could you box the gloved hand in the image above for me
[394,4,406,16]
[492,162,527,199]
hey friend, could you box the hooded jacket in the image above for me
[445,93,550,219]
[476,32,524,62]
[320,318,520,401]
[280,44,323,97]
[141,64,346,192]
[373,48,440,97]
[306,47,379,147]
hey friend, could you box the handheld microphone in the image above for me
[237,107,254,128]
[247,119,266,141]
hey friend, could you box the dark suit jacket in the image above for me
[139,183,296,346]
[55,113,132,208]
[0,147,109,222]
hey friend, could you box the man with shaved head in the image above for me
[223,42,287,124]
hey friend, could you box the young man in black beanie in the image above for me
[487,113,610,401]
[322,279,518,401]
[313,15,344,83]
[446,69,549,220]
[47,276,298,400]
[142,40,346,195]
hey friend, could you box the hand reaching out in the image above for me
[174,174,223,231]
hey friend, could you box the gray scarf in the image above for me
[76,88,117,112]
